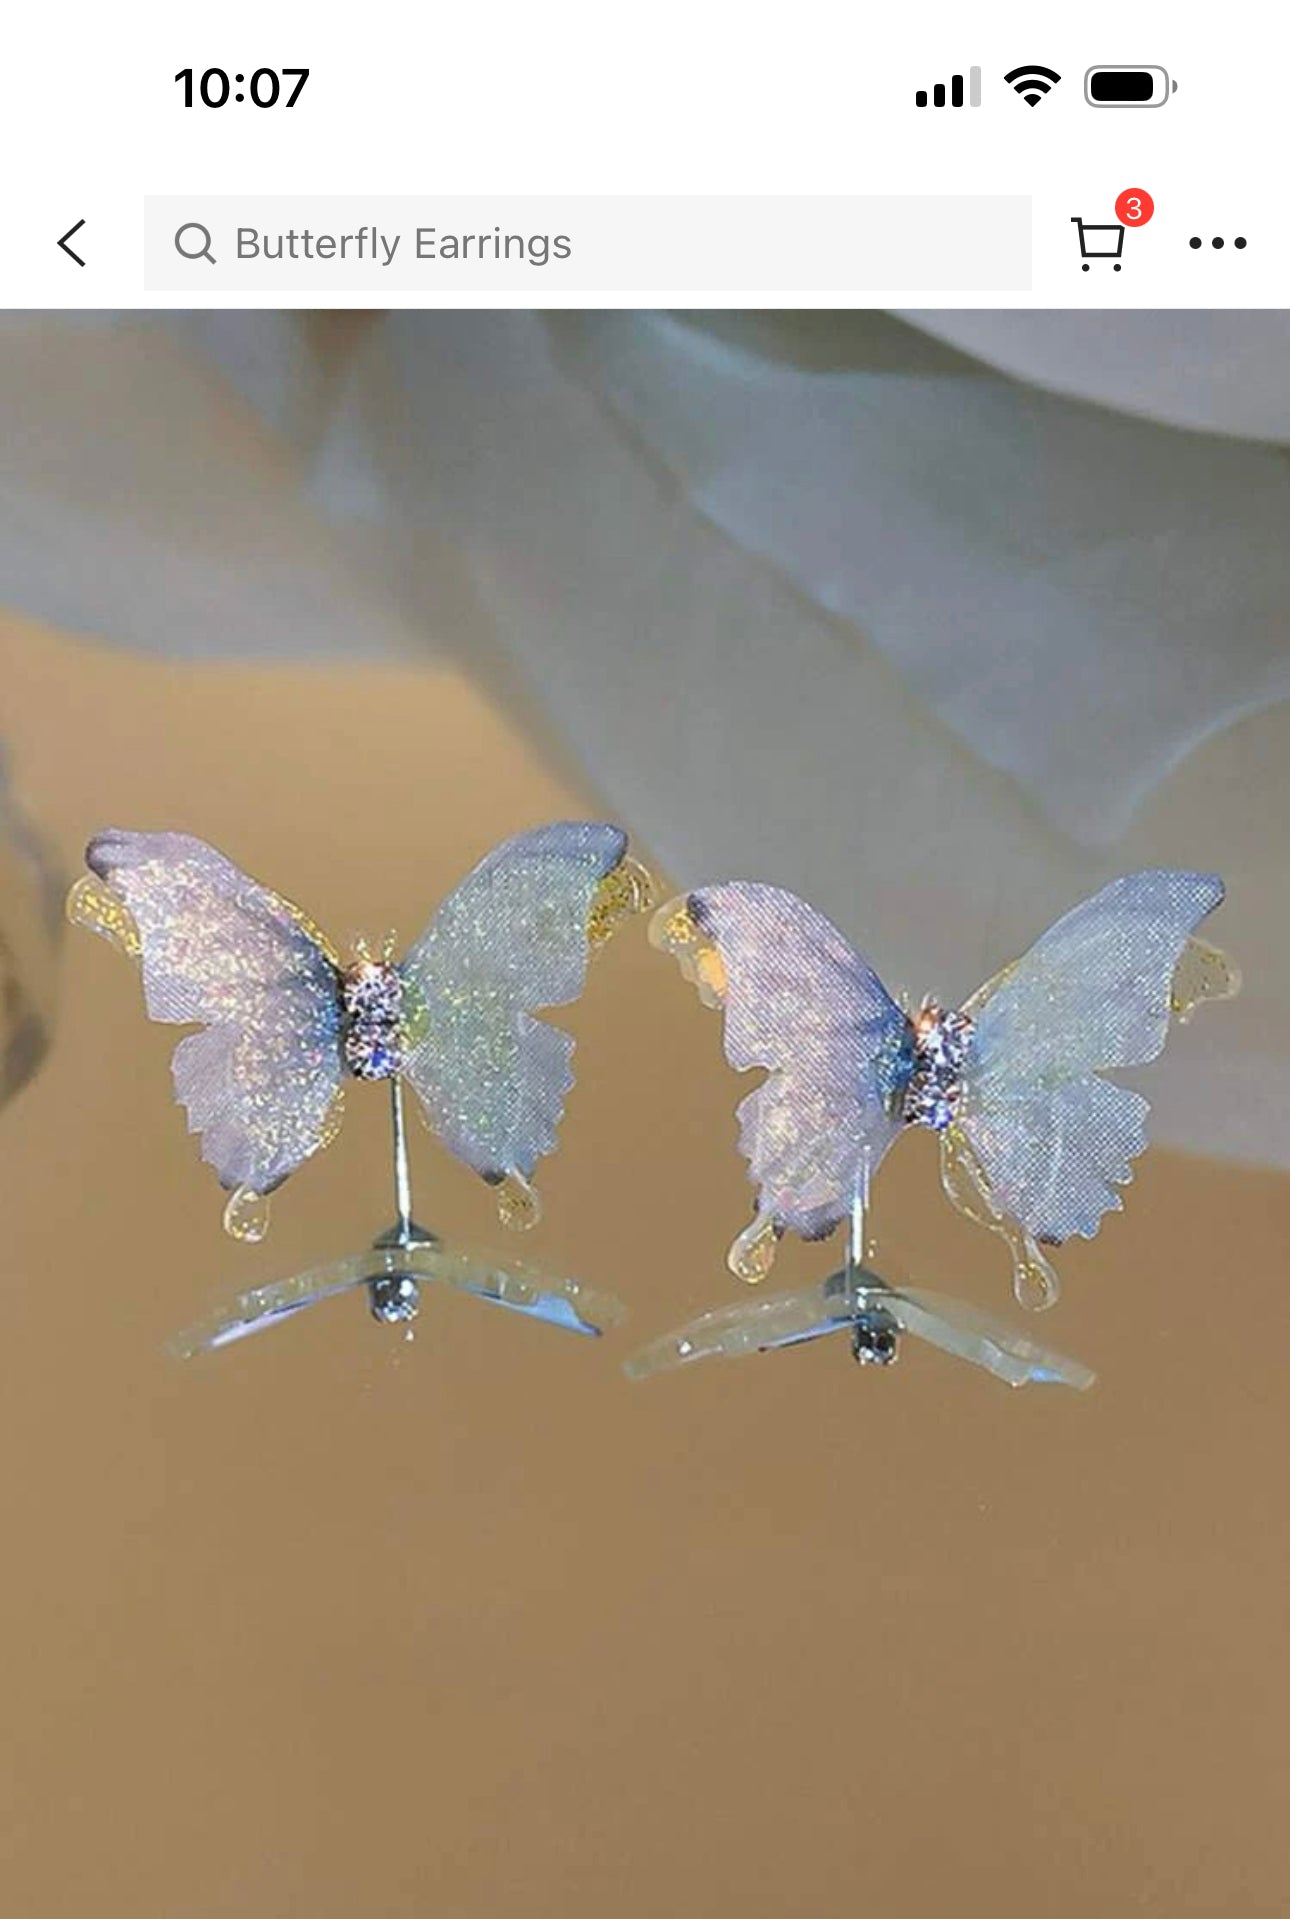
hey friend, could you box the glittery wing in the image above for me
[651,884,906,1278]
[954,869,1226,1303]
[72,831,343,1229]
[399,823,648,1209]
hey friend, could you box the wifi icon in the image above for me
[1005,63,1061,105]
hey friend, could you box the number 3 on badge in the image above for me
[1115,188,1155,226]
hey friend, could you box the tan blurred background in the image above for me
[1,612,1287,1917]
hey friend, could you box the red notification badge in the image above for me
[1115,188,1155,227]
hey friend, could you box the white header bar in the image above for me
[0,4,1285,306]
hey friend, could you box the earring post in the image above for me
[846,1146,871,1284]
[390,1076,414,1245]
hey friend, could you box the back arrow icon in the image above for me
[58,219,86,266]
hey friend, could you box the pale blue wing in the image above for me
[82,830,343,1198]
[170,1239,623,1356]
[653,884,906,1246]
[624,1272,1093,1390]
[960,869,1225,1246]
[399,823,632,1184]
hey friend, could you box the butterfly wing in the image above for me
[399,823,646,1205]
[955,870,1225,1293]
[78,831,344,1224]
[652,884,907,1273]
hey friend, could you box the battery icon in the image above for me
[1085,65,1176,106]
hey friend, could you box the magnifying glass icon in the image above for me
[174,221,216,265]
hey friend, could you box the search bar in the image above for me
[145,195,1030,292]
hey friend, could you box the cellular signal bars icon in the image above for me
[915,67,982,108]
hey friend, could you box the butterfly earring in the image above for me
[643,870,1237,1310]
[629,895,1095,1389]
[69,822,653,1352]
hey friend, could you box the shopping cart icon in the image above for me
[1071,216,1125,270]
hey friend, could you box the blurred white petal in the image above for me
[0,316,422,663]
[546,309,1290,844]
[899,309,1290,441]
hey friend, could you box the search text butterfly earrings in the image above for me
[69,822,653,1352]
[628,870,1238,1390]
